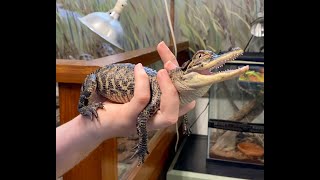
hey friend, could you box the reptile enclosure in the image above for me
[56,41,190,180]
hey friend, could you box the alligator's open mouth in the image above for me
[196,47,248,76]
[197,66,249,76]
[183,47,249,88]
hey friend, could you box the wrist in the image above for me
[95,103,137,138]
[73,114,106,145]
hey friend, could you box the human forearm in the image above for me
[56,114,109,178]
[55,64,149,178]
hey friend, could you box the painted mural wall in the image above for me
[56,0,264,60]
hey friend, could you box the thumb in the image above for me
[126,63,150,117]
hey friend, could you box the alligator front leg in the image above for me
[130,91,160,165]
[130,112,150,165]
[78,73,104,121]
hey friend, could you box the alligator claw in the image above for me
[129,146,148,166]
[79,102,104,121]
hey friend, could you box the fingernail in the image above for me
[166,61,176,66]
[158,41,169,50]
[135,63,145,73]
[158,69,168,78]
[165,61,177,70]
[159,41,166,46]
[136,63,142,69]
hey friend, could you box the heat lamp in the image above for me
[244,12,264,52]
[78,0,128,50]
[250,12,264,37]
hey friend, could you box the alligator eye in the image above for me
[198,54,202,58]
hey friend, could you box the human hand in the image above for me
[147,41,196,130]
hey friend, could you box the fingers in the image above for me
[157,41,179,66]
[126,63,150,117]
[147,69,179,130]
[179,101,196,116]
[157,69,180,120]
[147,101,196,131]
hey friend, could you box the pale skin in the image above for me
[56,42,196,178]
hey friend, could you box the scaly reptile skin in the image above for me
[78,48,249,165]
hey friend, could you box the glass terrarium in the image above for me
[207,60,264,167]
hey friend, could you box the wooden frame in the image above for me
[56,41,190,180]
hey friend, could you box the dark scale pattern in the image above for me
[78,63,160,165]
[78,71,104,120]
[131,76,161,164]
